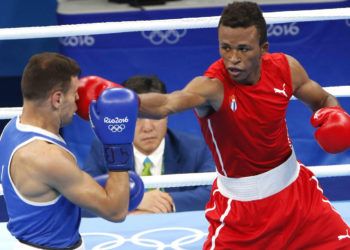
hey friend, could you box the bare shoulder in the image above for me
[10,139,79,200]
[17,140,78,183]
[285,54,301,70]
[284,54,309,91]
[42,142,78,178]
[186,76,224,116]
[284,54,295,62]
[285,54,308,78]
[187,76,222,91]
[14,140,55,168]
[185,76,223,101]
[22,140,73,165]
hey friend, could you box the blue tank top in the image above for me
[0,117,81,248]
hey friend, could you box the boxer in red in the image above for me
[137,2,350,249]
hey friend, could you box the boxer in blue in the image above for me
[0,52,143,249]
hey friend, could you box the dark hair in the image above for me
[122,75,167,94]
[21,52,81,101]
[219,1,267,45]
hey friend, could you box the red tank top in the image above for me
[198,53,293,177]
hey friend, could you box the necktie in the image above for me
[142,157,153,176]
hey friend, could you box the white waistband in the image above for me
[217,149,300,201]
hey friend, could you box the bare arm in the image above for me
[138,76,224,119]
[27,141,129,222]
[287,55,350,154]
[287,55,339,112]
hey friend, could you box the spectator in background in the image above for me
[83,75,215,213]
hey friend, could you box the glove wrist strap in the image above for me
[103,144,134,171]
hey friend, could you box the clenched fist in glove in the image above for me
[76,76,122,120]
[90,87,139,171]
[310,106,350,153]
[94,172,144,211]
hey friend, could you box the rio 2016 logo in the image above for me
[267,22,300,37]
[104,116,129,133]
[59,35,95,47]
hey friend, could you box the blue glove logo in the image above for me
[89,88,138,171]
[108,124,125,132]
[104,116,128,133]
[104,117,129,123]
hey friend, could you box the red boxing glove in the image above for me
[76,76,122,120]
[310,106,350,153]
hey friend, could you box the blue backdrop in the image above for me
[0,0,58,76]
[58,0,350,168]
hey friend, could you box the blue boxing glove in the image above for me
[94,172,144,211]
[90,88,138,171]
[128,171,144,211]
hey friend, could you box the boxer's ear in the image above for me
[261,42,269,54]
[51,90,63,109]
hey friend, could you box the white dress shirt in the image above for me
[134,138,165,176]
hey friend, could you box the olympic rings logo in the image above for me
[108,124,126,133]
[141,29,187,45]
[82,226,207,249]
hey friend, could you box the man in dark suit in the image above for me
[83,75,215,213]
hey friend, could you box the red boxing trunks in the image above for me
[204,159,350,249]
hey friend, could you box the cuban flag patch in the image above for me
[230,94,237,112]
